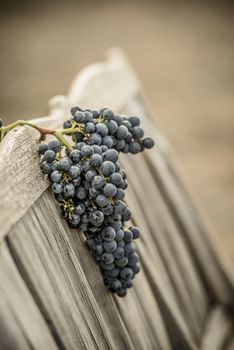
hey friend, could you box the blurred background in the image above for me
[0,0,233,260]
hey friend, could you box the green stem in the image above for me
[54,131,73,151]
[0,119,87,151]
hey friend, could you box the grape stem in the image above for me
[0,120,85,151]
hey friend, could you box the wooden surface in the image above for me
[0,48,234,350]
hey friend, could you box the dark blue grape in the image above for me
[48,140,61,153]
[143,137,155,149]
[100,161,115,176]
[38,143,48,155]
[43,150,56,162]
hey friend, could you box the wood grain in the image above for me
[0,241,58,350]
[0,48,234,349]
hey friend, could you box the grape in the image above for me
[103,183,117,198]
[101,145,108,152]
[124,230,133,242]
[82,160,91,172]
[113,114,123,125]
[120,267,134,280]
[92,109,99,118]
[101,253,115,264]
[103,108,114,120]
[117,240,125,248]
[122,279,133,289]
[109,172,122,185]
[99,107,109,116]
[130,226,141,239]
[71,106,83,114]
[43,150,56,162]
[76,142,86,150]
[74,203,85,215]
[64,183,75,198]
[85,122,95,133]
[50,170,63,183]
[115,188,125,200]
[96,123,108,136]
[109,279,122,293]
[122,207,132,222]
[102,135,113,148]
[69,214,81,227]
[38,106,155,297]
[81,145,94,157]
[89,133,102,145]
[85,170,97,182]
[51,182,62,194]
[115,257,128,268]
[132,126,144,139]
[70,149,81,163]
[129,116,140,127]
[132,264,141,274]
[115,125,128,139]
[106,120,118,134]
[89,210,104,226]
[143,137,155,149]
[104,149,119,163]
[117,289,127,297]
[76,186,87,200]
[92,145,102,154]
[73,111,85,123]
[58,158,70,171]
[114,201,126,215]
[100,161,115,176]
[63,120,72,129]
[84,111,93,123]
[105,268,120,278]
[115,229,124,241]
[94,243,104,255]
[115,139,125,150]
[90,153,103,167]
[102,226,116,241]
[41,161,52,174]
[68,165,81,178]
[113,247,125,258]
[128,253,139,266]
[96,194,109,207]
[101,262,115,271]
[129,141,141,154]
[103,240,117,253]
[102,203,113,215]
[92,175,106,189]
[48,140,61,153]
[38,143,48,155]
[124,242,136,257]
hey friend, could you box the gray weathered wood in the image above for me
[0,241,58,350]
[201,306,233,350]
[0,48,234,350]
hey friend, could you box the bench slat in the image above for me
[6,191,173,350]
[0,241,58,350]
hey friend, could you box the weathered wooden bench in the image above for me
[0,48,234,350]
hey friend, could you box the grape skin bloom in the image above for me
[39,106,154,296]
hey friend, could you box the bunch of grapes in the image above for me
[39,107,154,297]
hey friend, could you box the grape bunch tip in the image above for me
[0,107,154,297]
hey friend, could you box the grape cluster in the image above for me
[39,107,154,297]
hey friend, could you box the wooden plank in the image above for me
[121,152,207,345]
[0,241,58,350]
[122,96,234,306]
[7,191,174,350]
[201,306,233,350]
